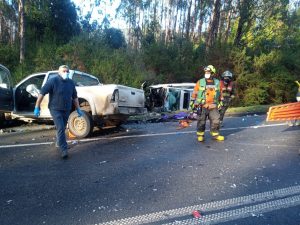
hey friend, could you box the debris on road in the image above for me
[192,210,201,218]
[176,119,192,130]
[230,184,237,188]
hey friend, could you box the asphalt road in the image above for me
[0,115,299,225]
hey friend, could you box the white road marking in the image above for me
[96,185,300,225]
[0,142,54,149]
[73,123,288,143]
[165,194,300,225]
[235,142,299,149]
[0,122,292,149]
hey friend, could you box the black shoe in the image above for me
[61,150,68,159]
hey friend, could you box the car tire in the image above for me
[68,110,94,138]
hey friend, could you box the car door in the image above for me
[0,64,13,112]
[14,73,46,116]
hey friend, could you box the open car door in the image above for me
[0,64,13,113]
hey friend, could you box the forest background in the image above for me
[1,0,300,106]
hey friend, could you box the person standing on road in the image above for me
[33,65,83,159]
[189,65,224,142]
[219,70,235,127]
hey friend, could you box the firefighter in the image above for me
[189,65,224,142]
[219,70,235,127]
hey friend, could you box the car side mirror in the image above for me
[26,84,40,98]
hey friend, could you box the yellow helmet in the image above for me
[204,65,216,74]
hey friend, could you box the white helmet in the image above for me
[222,70,233,78]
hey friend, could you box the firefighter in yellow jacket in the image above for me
[189,65,224,142]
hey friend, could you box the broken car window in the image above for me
[73,73,100,86]
[0,67,11,89]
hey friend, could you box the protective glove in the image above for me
[76,108,83,117]
[189,100,195,110]
[34,107,40,117]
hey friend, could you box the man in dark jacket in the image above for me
[34,65,83,159]
[219,70,235,127]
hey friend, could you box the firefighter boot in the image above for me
[211,132,224,141]
[197,131,205,142]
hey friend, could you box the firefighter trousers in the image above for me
[219,97,231,122]
[197,107,220,133]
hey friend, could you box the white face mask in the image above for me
[61,72,69,80]
[205,73,211,79]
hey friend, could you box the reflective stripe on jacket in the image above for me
[191,78,221,105]
[220,80,234,97]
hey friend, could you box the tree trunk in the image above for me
[224,6,232,43]
[165,1,173,44]
[181,1,187,38]
[190,0,198,42]
[173,0,179,35]
[234,0,252,46]
[185,0,193,39]
[179,2,183,36]
[197,0,205,42]
[19,0,25,63]
[206,0,221,51]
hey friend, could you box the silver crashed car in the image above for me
[0,65,146,137]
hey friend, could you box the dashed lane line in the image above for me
[234,142,299,149]
[0,123,290,149]
[164,194,300,225]
[96,185,300,225]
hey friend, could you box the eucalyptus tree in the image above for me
[234,0,255,46]
[206,0,221,50]
[18,0,24,63]
[0,0,17,44]
[23,0,79,44]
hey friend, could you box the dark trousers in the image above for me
[197,107,220,133]
[219,97,231,122]
[50,109,70,152]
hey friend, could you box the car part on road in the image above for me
[192,210,201,218]
[176,119,192,130]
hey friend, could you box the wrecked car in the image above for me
[143,83,195,112]
[0,66,146,138]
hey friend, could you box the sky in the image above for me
[71,0,299,30]
[72,0,127,29]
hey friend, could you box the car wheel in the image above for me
[68,110,94,138]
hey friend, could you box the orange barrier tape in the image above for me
[266,102,300,121]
